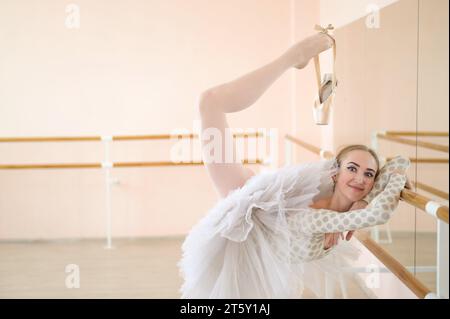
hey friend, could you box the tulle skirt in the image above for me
[178,159,361,298]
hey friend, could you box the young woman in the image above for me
[178,32,411,298]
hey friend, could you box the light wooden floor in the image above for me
[0,237,371,299]
[0,237,184,298]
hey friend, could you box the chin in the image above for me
[347,195,361,203]
[344,191,364,202]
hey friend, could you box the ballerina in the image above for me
[178,31,411,298]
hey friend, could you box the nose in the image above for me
[354,174,365,184]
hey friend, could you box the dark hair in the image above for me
[334,144,380,179]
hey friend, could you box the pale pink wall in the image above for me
[0,0,295,239]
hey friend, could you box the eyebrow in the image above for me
[347,162,376,173]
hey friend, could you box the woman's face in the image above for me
[333,150,378,202]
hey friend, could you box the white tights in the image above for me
[198,34,334,198]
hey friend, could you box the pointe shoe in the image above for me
[318,74,333,103]
[312,24,337,125]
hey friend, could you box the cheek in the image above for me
[366,180,375,190]
[337,172,352,185]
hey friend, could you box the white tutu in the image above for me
[178,159,362,299]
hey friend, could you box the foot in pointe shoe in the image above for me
[285,33,334,69]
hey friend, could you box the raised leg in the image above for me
[199,33,334,198]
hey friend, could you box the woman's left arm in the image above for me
[323,156,411,246]
[300,173,407,235]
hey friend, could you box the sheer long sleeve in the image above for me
[298,173,407,235]
[362,155,410,203]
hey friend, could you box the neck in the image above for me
[328,191,353,212]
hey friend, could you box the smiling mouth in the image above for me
[349,185,364,191]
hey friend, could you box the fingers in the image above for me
[346,230,355,241]
[327,237,333,249]
[324,232,346,249]
[324,233,339,249]
[334,233,341,246]
[332,233,340,247]
[328,233,335,248]
[405,177,413,190]
[324,233,331,249]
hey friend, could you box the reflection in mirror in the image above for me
[415,0,449,299]
[331,0,419,298]
[329,0,448,298]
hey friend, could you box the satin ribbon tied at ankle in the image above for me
[314,24,334,34]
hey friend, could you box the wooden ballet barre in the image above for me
[384,131,449,137]
[0,159,265,170]
[284,134,449,224]
[285,134,334,159]
[389,158,449,164]
[354,231,432,299]
[114,132,265,140]
[0,132,264,143]
[400,189,449,224]
[377,132,449,153]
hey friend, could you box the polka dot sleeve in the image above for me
[362,155,411,204]
[299,173,407,234]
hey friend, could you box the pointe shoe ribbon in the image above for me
[314,24,334,34]
[312,24,337,125]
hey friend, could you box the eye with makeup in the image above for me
[346,166,375,178]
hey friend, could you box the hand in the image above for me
[390,169,411,192]
[324,232,343,249]
[404,175,412,190]
[345,230,355,241]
